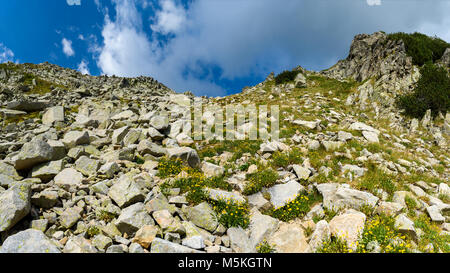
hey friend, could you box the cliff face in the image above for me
[323,32,415,82]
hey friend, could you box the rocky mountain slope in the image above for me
[0,32,449,253]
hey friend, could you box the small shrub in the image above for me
[388,32,450,66]
[356,215,410,253]
[274,70,300,85]
[270,147,303,168]
[318,237,352,253]
[211,199,250,228]
[243,169,279,195]
[396,63,450,118]
[269,192,320,222]
[157,157,183,178]
[256,239,277,253]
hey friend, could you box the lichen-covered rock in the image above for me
[267,180,305,209]
[0,183,32,232]
[0,229,60,253]
[167,147,200,168]
[116,202,155,236]
[183,202,218,232]
[62,131,90,148]
[108,175,145,208]
[75,156,100,177]
[268,222,311,253]
[54,168,84,190]
[31,160,63,181]
[14,140,55,170]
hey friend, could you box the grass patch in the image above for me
[358,163,397,195]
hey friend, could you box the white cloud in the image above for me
[150,0,186,35]
[67,0,81,6]
[0,43,15,63]
[366,0,381,6]
[62,38,75,57]
[94,0,450,97]
[77,60,90,75]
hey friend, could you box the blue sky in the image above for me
[0,0,449,97]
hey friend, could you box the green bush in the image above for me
[274,70,300,85]
[243,168,279,195]
[396,63,450,118]
[388,32,450,66]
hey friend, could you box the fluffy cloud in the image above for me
[366,0,382,6]
[62,38,75,57]
[150,0,186,34]
[77,60,90,75]
[94,0,450,97]
[0,43,15,63]
[67,0,81,6]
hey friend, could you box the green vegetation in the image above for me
[268,192,321,222]
[414,214,450,252]
[388,32,450,66]
[157,157,184,178]
[211,199,250,228]
[243,168,279,195]
[270,147,304,168]
[358,163,397,195]
[256,239,277,253]
[396,63,449,118]
[274,70,300,85]
[319,214,411,253]
[197,140,262,161]
[307,75,359,96]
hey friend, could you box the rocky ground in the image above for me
[0,32,449,253]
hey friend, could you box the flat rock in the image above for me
[205,188,246,204]
[150,238,202,253]
[267,180,305,209]
[116,202,154,236]
[54,168,84,191]
[108,175,145,208]
[14,140,55,170]
[268,222,311,253]
[0,229,60,253]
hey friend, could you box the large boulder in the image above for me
[267,180,305,209]
[167,147,200,168]
[116,202,155,236]
[0,183,32,232]
[329,209,366,250]
[268,222,311,253]
[183,202,218,232]
[42,106,64,125]
[0,229,60,253]
[316,183,379,210]
[7,100,48,112]
[14,140,55,170]
[108,175,145,208]
[54,168,84,191]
